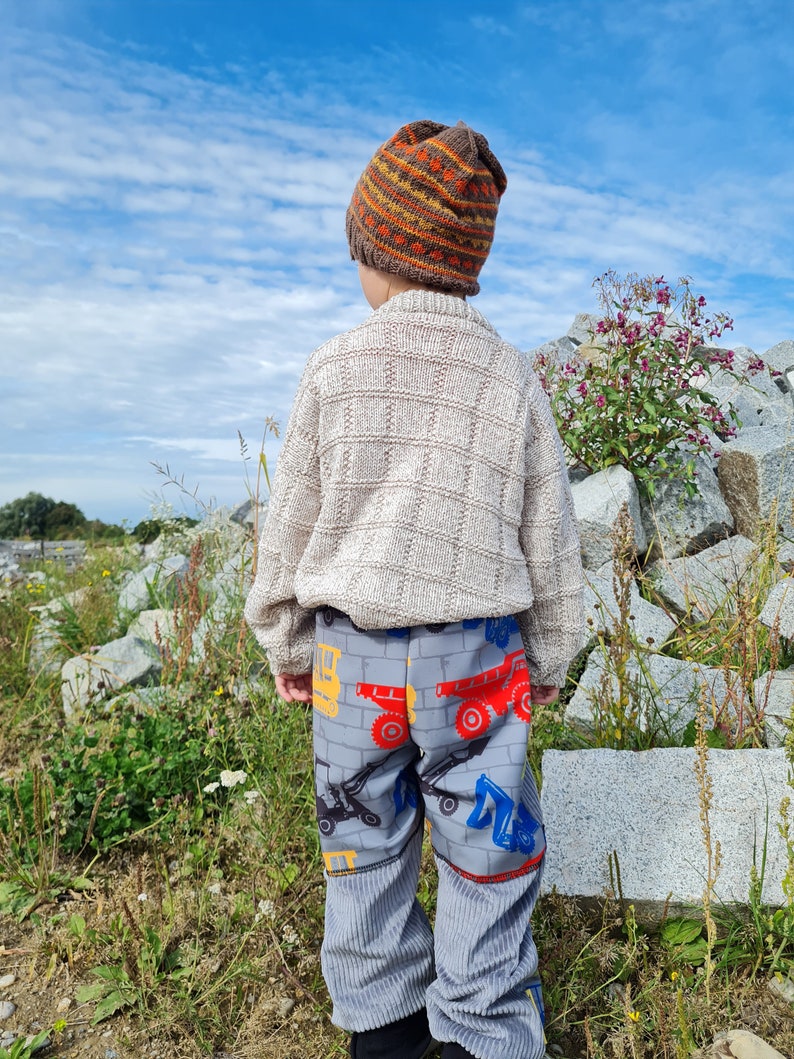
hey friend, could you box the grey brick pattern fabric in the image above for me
[312,609,545,883]
[316,611,546,1057]
[244,288,585,688]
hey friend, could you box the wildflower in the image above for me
[206,881,222,895]
[203,781,220,793]
[628,1010,641,1023]
[101,570,111,577]
[595,394,606,408]
[577,381,588,398]
[137,892,148,902]
[243,789,261,805]
[640,358,649,372]
[214,686,224,697]
[220,769,247,788]
[282,923,299,946]
[670,970,679,981]
[255,898,276,923]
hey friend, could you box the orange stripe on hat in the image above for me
[346,119,506,297]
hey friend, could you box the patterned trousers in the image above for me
[312,609,546,1059]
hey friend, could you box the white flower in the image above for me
[220,769,247,788]
[254,898,276,924]
[206,882,222,896]
[203,781,220,793]
[281,924,299,946]
[137,892,148,902]
[243,789,261,805]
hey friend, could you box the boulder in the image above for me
[583,565,676,650]
[118,554,190,615]
[564,650,731,741]
[61,635,162,718]
[126,608,177,646]
[753,666,794,748]
[528,335,578,368]
[541,747,791,905]
[566,312,600,345]
[695,1028,788,1059]
[649,535,757,618]
[640,456,733,560]
[758,577,794,638]
[718,427,794,538]
[571,466,647,569]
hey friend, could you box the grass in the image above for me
[1,502,794,1057]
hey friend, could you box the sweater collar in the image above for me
[371,288,495,331]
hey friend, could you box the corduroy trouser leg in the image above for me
[313,610,546,1059]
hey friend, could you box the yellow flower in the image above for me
[670,970,679,981]
[101,569,111,577]
[628,1010,640,1023]
[214,686,224,696]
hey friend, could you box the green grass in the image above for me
[1,513,794,1058]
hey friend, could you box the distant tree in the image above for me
[0,492,58,539]
[43,501,87,539]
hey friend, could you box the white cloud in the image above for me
[1,19,793,522]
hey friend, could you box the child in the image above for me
[245,120,585,1059]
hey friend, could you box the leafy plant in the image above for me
[0,1028,54,1059]
[535,272,767,498]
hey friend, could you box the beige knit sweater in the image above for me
[245,289,584,687]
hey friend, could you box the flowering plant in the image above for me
[534,272,766,498]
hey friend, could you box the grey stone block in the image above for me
[118,554,189,615]
[565,650,729,741]
[566,313,600,345]
[528,336,578,367]
[583,566,676,650]
[61,635,163,718]
[571,465,647,569]
[541,747,791,905]
[649,535,757,618]
[718,427,794,538]
[761,339,794,379]
[753,666,794,748]
[639,457,733,561]
[127,608,176,645]
[758,578,794,639]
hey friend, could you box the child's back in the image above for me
[245,120,585,1059]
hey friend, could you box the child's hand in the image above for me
[531,684,559,705]
[275,672,313,703]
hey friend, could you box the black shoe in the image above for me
[350,1008,435,1059]
[441,1045,476,1059]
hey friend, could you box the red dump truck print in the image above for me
[357,682,411,749]
[436,649,533,739]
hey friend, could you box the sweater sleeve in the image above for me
[244,368,321,676]
[516,376,585,688]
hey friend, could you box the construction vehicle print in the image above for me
[418,736,489,816]
[436,648,533,739]
[357,681,415,749]
[315,754,384,837]
[467,773,540,856]
[394,767,419,815]
[313,643,342,717]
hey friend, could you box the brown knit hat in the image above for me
[346,120,507,296]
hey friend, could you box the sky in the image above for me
[2,0,794,527]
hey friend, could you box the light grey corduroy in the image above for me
[322,827,545,1059]
[321,827,434,1031]
[245,289,585,687]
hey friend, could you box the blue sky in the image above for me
[2,0,794,526]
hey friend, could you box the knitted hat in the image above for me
[346,120,507,296]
